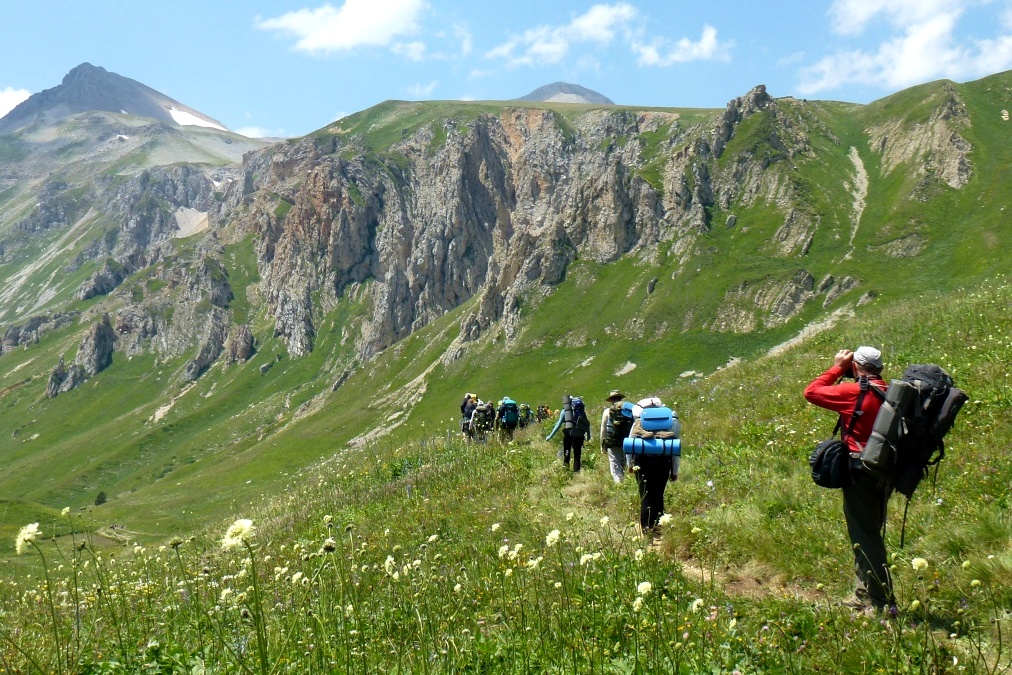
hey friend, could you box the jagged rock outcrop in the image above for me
[224,324,256,365]
[867,83,972,191]
[45,315,115,396]
[76,258,133,300]
[2,311,79,352]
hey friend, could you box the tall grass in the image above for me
[2,279,1011,672]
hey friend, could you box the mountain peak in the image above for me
[515,82,614,105]
[0,63,227,135]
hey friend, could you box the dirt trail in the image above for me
[842,146,868,261]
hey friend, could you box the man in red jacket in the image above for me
[804,346,894,613]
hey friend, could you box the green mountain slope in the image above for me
[1,73,1011,555]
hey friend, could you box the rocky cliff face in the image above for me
[222,85,860,363]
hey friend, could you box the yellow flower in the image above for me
[222,519,254,550]
[637,581,652,597]
[911,557,928,571]
[61,507,71,517]
[633,597,644,612]
[15,523,40,555]
[971,579,981,587]
[910,599,921,610]
[491,523,500,532]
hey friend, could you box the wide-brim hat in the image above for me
[605,389,625,402]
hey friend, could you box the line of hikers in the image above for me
[459,394,550,442]
[460,389,681,534]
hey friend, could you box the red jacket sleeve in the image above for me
[803,365,855,413]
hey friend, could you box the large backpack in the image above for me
[569,396,591,437]
[860,364,967,545]
[603,402,634,447]
[861,364,967,495]
[501,399,520,429]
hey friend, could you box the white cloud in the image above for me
[257,0,428,55]
[392,40,426,61]
[454,23,473,57]
[235,126,271,138]
[0,87,31,118]
[406,80,438,98]
[485,2,638,67]
[633,25,733,66]
[799,0,1012,94]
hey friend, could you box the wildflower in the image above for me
[634,549,644,562]
[961,560,972,569]
[384,556,396,575]
[912,558,928,571]
[291,572,304,585]
[554,581,562,589]
[428,534,439,543]
[580,553,594,566]
[222,519,254,550]
[658,513,673,527]
[566,512,574,521]
[491,523,500,532]
[498,545,510,558]
[504,569,513,578]
[691,527,702,534]
[170,537,184,549]
[454,583,462,593]
[220,588,233,603]
[910,599,921,610]
[323,515,333,525]
[633,597,644,612]
[545,530,561,547]
[971,579,981,587]
[637,581,652,597]
[323,538,337,552]
[526,556,542,570]
[15,523,39,555]
[690,598,704,613]
[61,507,70,517]
[600,516,610,526]
[508,544,523,560]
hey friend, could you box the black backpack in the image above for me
[604,403,634,446]
[891,365,968,497]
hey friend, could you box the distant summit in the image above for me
[515,82,614,105]
[0,62,228,135]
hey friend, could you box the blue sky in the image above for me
[2,0,1012,138]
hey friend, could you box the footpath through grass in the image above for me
[2,278,1011,673]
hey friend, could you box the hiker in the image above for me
[470,399,494,442]
[628,396,679,532]
[600,390,633,483]
[804,346,895,613]
[546,395,591,472]
[461,393,477,438]
[497,397,521,439]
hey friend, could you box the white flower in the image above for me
[61,507,71,517]
[971,579,981,587]
[599,516,610,526]
[545,529,561,547]
[912,557,928,571]
[498,545,510,558]
[566,512,574,521]
[15,523,40,555]
[221,519,254,550]
[526,557,541,570]
[554,581,562,589]
[690,598,704,613]
[384,556,396,575]
[454,583,462,593]
[491,523,500,532]
[637,581,652,597]
[961,560,972,570]
[658,513,673,527]
[634,549,644,562]
[632,597,644,612]
[428,534,439,543]
[691,527,702,534]
[504,568,513,578]
[291,572,303,585]
[580,553,594,566]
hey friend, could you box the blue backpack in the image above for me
[501,399,520,428]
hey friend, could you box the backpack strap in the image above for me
[838,376,886,446]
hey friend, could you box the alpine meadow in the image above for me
[1,63,1012,672]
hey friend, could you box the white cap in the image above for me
[853,346,883,370]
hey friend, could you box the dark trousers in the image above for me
[634,455,670,529]
[843,466,894,607]
[563,434,585,472]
